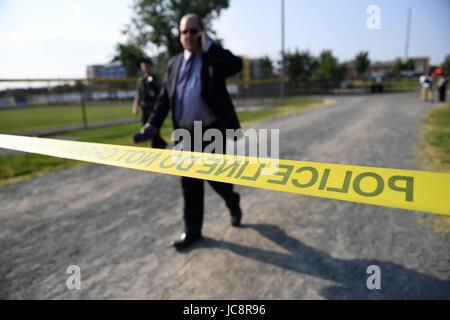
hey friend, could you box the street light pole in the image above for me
[280,0,285,106]
[404,7,412,60]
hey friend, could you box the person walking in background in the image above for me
[132,58,167,148]
[424,72,434,102]
[420,72,434,102]
[419,73,427,101]
[437,74,448,102]
[140,13,243,250]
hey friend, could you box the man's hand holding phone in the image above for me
[140,123,150,134]
[133,123,155,144]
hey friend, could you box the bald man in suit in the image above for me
[141,13,243,250]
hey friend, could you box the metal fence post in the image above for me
[78,81,88,129]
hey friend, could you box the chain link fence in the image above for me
[0,77,428,134]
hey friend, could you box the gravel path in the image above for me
[0,92,448,299]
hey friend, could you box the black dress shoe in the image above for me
[172,232,202,250]
[230,194,242,227]
[152,135,168,149]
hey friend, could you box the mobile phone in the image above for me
[133,126,153,143]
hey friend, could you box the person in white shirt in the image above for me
[420,72,434,102]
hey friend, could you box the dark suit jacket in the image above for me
[148,43,243,132]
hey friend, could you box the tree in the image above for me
[51,83,74,94]
[257,56,274,79]
[442,54,450,73]
[124,0,230,57]
[287,50,317,82]
[355,51,370,77]
[393,57,404,72]
[403,58,415,71]
[313,50,345,82]
[112,42,148,77]
[335,63,348,82]
[393,57,415,72]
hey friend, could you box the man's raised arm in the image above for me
[203,39,243,78]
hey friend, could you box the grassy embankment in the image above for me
[417,102,450,235]
[0,105,135,133]
[0,97,323,186]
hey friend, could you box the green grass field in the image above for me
[417,102,450,235]
[0,105,135,133]
[0,97,322,186]
[0,97,317,134]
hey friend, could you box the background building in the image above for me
[86,61,126,79]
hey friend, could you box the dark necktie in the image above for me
[174,53,195,122]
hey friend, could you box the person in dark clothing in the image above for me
[438,75,448,102]
[140,13,243,250]
[132,58,167,148]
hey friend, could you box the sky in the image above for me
[0,0,449,82]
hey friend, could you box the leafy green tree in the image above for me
[336,63,348,82]
[393,57,404,72]
[403,58,415,70]
[314,50,345,82]
[124,0,229,57]
[74,81,87,92]
[258,56,274,79]
[314,50,336,80]
[393,57,415,72]
[51,84,73,94]
[355,51,370,77]
[442,54,450,73]
[49,82,87,94]
[287,50,317,82]
[112,42,148,77]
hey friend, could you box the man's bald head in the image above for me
[180,13,204,31]
[179,13,205,52]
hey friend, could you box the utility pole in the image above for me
[77,81,88,129]
[280,0,285,106]
[404,7,412,60]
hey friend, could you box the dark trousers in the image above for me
[141,107,151,126]
[182,177,238,234]
[439,87,447,102]
[178,122,239,234]
[141,106,167,149]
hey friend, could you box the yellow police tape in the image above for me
[1,134,449,216]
